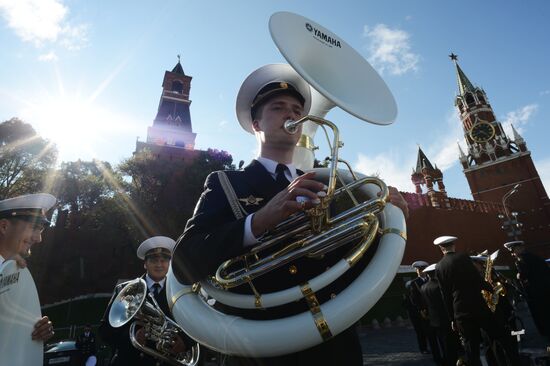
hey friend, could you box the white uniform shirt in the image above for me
[145,274,166,294]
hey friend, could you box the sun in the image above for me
[20,92,126,163]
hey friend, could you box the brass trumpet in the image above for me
[109,278,200,366]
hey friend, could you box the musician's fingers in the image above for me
[284,199,315,212]
[32,317,54,341]
[290,178,326,192]
[288,187,320,202]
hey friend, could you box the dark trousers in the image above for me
[426,325,443,364]
[456,314,519,366]
[409,313,429,352]
[226,326,362,366]
[435,325,460,366]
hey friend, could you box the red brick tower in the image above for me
[411,148,450,209]
[136,56,199,160]
[451,54,550,253]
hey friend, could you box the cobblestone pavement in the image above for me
[360,326,438,366]
[359,301,549,365]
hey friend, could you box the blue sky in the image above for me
[0,0,549,200]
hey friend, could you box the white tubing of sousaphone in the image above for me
[0,260,43,366]
[269,11,397,126]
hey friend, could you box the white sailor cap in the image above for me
[423,263,437,273]
[412,260,429,268]
[137,236,176,260]
[503,241,524,251]
[0,193,56,224]
[236,64,312,134]
[433,236,458,246]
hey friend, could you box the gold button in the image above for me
[289,265,298,275]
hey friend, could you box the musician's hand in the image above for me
[383,186,409,219]
[135,327,146,346]
[252,172,326,236]
[32,316,54,341]
[170,335,187,355]
[7,254,27,268]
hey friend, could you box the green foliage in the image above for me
[51,160,120,213]
[0,118,58,199]
[118,148,234,238]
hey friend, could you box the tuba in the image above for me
[167,11,406,357]
[108,278,200,366]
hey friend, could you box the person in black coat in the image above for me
[420,264,460,366]
[434,236,519,366]
[99,236,191,366]
[505,240,550,341]
[406,261,434,355]
[76,324,97,366]
[172,64,409,366]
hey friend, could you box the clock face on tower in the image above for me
[469,121,495,143]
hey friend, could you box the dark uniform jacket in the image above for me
[172,160,364,365]
[420,277,450,328]
[75,331,97,358]
[99,274,174,366]
[435,252,492,321]
[516,251,550,337]
[409,276,428,311]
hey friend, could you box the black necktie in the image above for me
[152,283,161,296]
[275,164,290,190]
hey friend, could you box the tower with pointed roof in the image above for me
[450,54,550,250]
[411,147,449,208]
[136,57,199,159]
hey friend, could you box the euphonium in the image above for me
[109,278,200,366]
[482,250,507,312]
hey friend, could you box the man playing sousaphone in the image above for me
[172,64,408,365]
[0,193,57,364]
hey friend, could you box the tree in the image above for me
[118,148,234,238]
[52,159,119,213]
[0,118,58,199]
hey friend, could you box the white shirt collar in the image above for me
[256,156,298,179]
[145,274,166,291]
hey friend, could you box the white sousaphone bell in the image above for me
[167,11,406,357]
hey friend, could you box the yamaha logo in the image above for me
[305,23,342,48]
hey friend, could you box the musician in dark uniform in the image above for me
[0,194,56,343]
[420,264,459,366]
[76,324,97,366]
[99,236,190,366]
[406,260,434,355]
[434,236,519,366]
[172,64,409,366]
[504,240,550,341]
